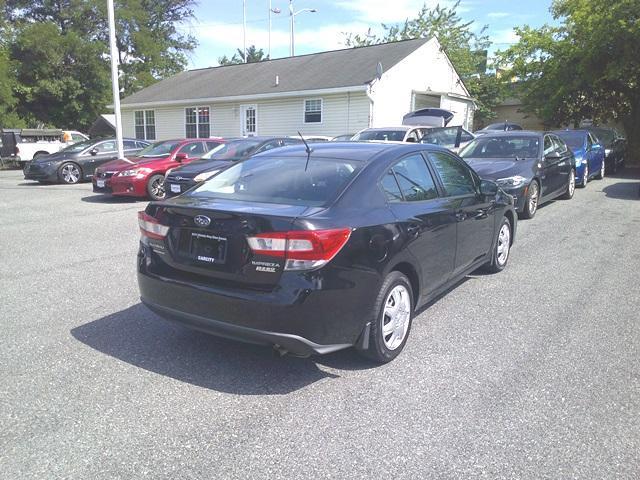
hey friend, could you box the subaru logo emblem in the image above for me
[175,176,183,181]
[194,215,211,227]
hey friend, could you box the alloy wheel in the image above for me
[582,165,589,186]
[568,171,576,197]
[600,160,605,179]
[150,177,165,198]
[496,223,511,266]
[381,285,411,351]
[528,182,539,216]
[61,164,80,184]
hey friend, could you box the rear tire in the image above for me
[356,271,414,363]
[146,174,166,200]
[519,180,539,219]
[561,169,576,199]
[58,162,82,184]
[483,216,512,273]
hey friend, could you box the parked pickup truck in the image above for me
[0,128,89,165]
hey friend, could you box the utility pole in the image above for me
[107,0,124,160]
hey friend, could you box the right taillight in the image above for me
[247,228,352,271]
[138,211,169,240]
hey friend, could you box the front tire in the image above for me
[146,174,166,200]
[58,162,82,184]
[520,180,539,219]
[483,216,512,273]
[579,164,589,187]
[561,169,576,199]
[356,271,414,363]
[595,158,605,180]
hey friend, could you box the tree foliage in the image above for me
[343,1,504,124]
[218,45,269,66]
[0,0,196,130]
[497,0,640,162]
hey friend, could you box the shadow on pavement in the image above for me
[81,194,146,204]
[602,181,640,200]
[71,303,376,395]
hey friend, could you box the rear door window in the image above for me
[192,156,363,207]
[428,151,477,196]
[95,141,116,153]
[391,154,438,201]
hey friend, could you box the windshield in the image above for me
[352,130,407,142]
[555,132,585,150]
[191,155,363,207]
[200,139,263,160]
[136,141,181,157]
[60,139,96,153]
[460,136,540,159]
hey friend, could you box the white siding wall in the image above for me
[121,92,370,140]
[370,38,472,128]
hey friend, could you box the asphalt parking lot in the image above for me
[1,168,639,479]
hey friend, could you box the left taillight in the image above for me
[138,211,169,240]
[247,228,352,271]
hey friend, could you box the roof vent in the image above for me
[275,74,279,87]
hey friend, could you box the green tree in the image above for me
[343,1,504,124]
[3,0,197,129]
[497,0,640,163]
[218,45,269,66]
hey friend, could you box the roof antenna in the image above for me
[298,131,313,171]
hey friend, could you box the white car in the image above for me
[352,125,475,153]
[0,129,89,164]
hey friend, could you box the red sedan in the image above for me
[92,138,224,200]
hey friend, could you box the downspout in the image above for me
[366,82,375,128]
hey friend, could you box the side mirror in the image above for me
[545,151,561,160]
[479,179,498,196]
[90,148,99,156]
[175,153,188,162]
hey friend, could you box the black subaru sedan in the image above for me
[459,131,575,219]
[137,142,517,363]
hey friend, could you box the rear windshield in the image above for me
[555,132,585,150]
[201,139,263,161]
[352,130,406,142]
[460,135,540,159]
[191,156,363,207]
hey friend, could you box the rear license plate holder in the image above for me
[190,231,227,264]
[97,179,105,188]
[170,183,180,193]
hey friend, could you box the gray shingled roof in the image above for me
[121,38,430,105]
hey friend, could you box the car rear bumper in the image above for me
[137,246,380,355]
[141,298,351,356]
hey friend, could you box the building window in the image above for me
[134,110,155,140]
[304,99,322,123]
[185,107,210,138]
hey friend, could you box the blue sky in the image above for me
[182,0,556,69]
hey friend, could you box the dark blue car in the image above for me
[553,130,605,187]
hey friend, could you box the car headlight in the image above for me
[119,167,152,178]
[605,148,611,156]
[496,175,527,188]
[194,169,220,182]
[574,155,585,166]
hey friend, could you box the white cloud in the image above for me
[491,27,519,46]
[487,12,510,19]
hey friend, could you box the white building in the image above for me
[119,37,474,141]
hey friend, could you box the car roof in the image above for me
[470,130,542,138]
[254,140,452,163]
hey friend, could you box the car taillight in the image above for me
[247,228,352,271]
[138,211,169,240]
